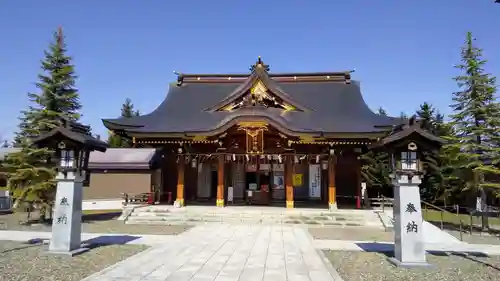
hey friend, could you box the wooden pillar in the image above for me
[216,156,225,207]
[328,156,337,210]
[285,158,294,208]
[176,157,185,207]
[355,154,362,209]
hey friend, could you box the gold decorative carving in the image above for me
[298,135,315,143]
[221,79,296,112]
[237,122,268,154]
[191,135,208,141]
[238,121,268,128]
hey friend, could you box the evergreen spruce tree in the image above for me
[415,103,450,202]
[107,98,138,148]
[5,27,82,220]
[360,107,392,197]
[444,32,500,229]
[416,103,435,131]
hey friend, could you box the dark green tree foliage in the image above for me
[107,98,139,148]
[416,103,451,202]
[444,32,500,228]
[5,27,82,218]
[14,28,81,145]
[360,107,392,197]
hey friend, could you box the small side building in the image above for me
[83,148,162,210]
[0,148,21,188]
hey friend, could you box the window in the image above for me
[401,152,417,170]
[60,150,75,168]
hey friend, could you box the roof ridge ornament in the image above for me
[249,56,270,72]
[174,71,184,86]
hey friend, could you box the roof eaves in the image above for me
[88,162,151,170]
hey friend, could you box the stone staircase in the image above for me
[125,206,384,228]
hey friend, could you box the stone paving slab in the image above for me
[81,225,340,281]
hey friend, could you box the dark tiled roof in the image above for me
[370,116,446,149]
[103,66,400,136]
[88,148,160,170]
[32,126,108,152]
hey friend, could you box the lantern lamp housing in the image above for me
[31,118,108,176]
[387,142,422,179]
[369,115,446,179]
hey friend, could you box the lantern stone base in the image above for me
[391,174,429,267]
[46,247,90,257]
[387,257,433,268]
[48,172,85,257]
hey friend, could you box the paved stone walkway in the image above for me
[81,225,340,281]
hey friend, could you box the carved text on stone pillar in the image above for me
[406,221,418,233]
[56,214,68,225]
[60,197,69,206]
[405,202,417,214]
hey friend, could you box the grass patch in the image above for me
[423,209,500,226]
[82,209,122,215]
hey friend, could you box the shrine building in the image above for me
[102,57,401,209]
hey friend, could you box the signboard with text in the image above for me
[308,164,321,198]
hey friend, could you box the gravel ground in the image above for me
[325,250,500,281]
[0,240,148,281]
[309,226,394,242]
[0,212,192,235]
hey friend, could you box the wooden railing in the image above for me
[121,192,153,206]
[421,200,466,241]
[378,195,500,239]
[371,196,394,211]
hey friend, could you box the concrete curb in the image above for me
[374,210,394,231]
[316,248,345,281]
[118,204,148,222]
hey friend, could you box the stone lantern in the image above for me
[32,118,108,256]
[369,116,445,268]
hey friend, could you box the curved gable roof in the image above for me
[103,80,399,135]
[103,59,401,136]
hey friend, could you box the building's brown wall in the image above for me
[84,170,152,200]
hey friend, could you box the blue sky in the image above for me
[0,0,499,141]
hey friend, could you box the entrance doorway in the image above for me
[210,170,218,199]
[245,166,271,205]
